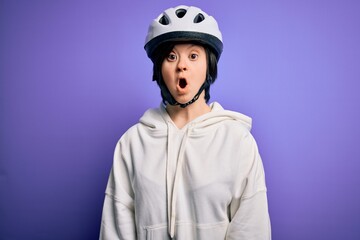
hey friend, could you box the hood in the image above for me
[138,102,252,238]
[139,102,252,132]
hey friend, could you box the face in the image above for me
[161,43,207,105]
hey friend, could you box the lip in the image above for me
[176,77,188,93]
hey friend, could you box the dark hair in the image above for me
[151,41,218,104]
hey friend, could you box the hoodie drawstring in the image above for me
[166,122,191,238]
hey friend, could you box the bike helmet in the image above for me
[144,5,223,62]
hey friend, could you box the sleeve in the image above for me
[226,132,271,240]
[99,141,137,240]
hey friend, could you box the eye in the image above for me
[190,53,198,60]
[167,53,177,61]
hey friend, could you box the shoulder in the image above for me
[117,105,167,145]
[210,102,253,137]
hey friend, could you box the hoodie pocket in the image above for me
[145,220,229,240]
[193,220,229,239]
[145,224,170,240]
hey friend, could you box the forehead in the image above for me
[172,43,205,52]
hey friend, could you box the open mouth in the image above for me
[179,78,187,89]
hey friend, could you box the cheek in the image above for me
[161,64,173,85]
[196,62,207,82]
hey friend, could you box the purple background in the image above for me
[1,0,360,239]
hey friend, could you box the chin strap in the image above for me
[166,81,208,108]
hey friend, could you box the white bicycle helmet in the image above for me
[144,5,223,61]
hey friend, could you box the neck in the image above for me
[165,92,211,129]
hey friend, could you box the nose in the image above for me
[176,57,187,72]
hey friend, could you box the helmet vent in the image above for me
[193,13,205,23]
[159,15,170,25]
[175,9,187,18]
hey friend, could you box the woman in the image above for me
[100,5,271,239]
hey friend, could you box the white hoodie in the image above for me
[100,102,271,240]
